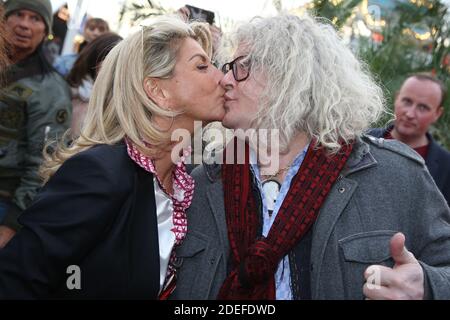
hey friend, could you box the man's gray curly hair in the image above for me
[227,13,386,153]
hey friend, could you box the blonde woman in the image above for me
[0,16,224,299]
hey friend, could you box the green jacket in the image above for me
[0,53,72,230]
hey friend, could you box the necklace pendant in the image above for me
[262,179,281,216]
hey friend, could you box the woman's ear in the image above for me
[143,77,171,108]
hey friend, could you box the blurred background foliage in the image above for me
[309,0,450,148]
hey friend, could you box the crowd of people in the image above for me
[0,0,449,300]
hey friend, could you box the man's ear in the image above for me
[143,77,171,108]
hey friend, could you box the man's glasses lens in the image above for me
[221,56,249,82]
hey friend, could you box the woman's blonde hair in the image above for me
[227,13,386,153]
[40,16,212,182]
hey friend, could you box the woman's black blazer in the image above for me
[0,143,161,299]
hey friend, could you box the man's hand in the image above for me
[363,232,424,300]
[0,225,16,249]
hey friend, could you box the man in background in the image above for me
[0,0,72,247]
[370,74,449,206]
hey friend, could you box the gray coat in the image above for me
[173,135,450,300]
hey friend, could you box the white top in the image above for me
[153,177,175,292]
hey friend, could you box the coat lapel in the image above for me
[310,138,377,299]
[129,167,160,298]
[205,177,229,252]
[425,135,440,185]
[310,177,357,299]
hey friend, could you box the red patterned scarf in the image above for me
[219,138,353,299]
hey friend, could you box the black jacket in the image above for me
[369,127,450,206]
[0,143,161,299]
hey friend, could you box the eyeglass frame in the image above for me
[221,56,250,82]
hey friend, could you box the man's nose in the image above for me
[17,17,32,29]
[405,106,416,118]
[219,70,235,90]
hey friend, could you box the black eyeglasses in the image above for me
[221,56,250,82]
